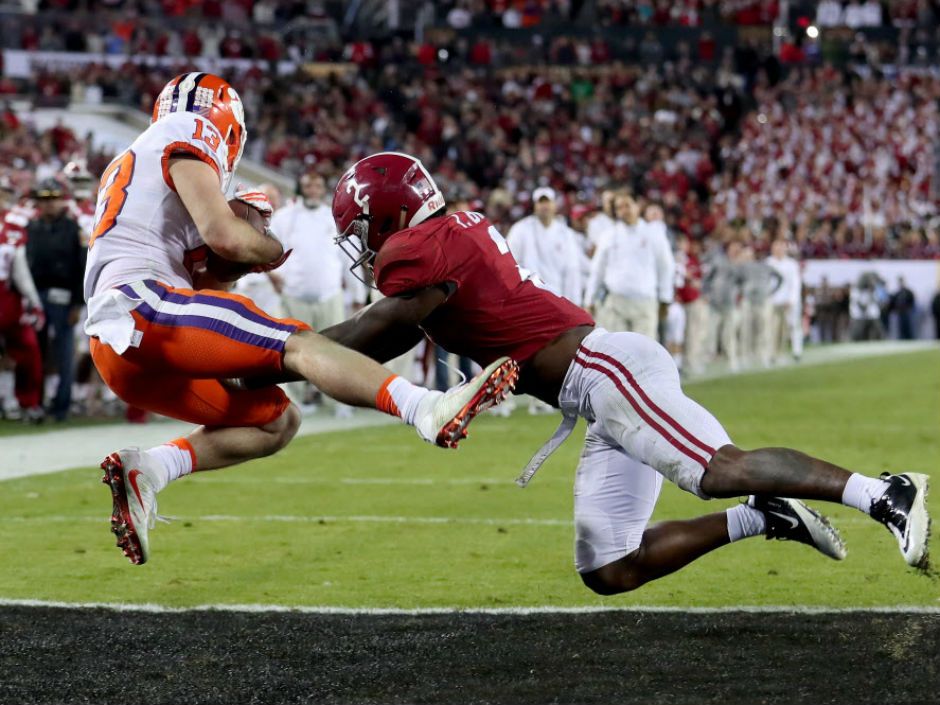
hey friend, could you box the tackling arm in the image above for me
[321,285,449,363]
[169,157,283,265]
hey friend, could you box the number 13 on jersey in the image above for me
[90,150,137,248]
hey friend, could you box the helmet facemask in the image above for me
[334,214,376,285]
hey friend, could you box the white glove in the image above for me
[232,185,273,228]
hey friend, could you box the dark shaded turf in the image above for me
[1,608,938,705]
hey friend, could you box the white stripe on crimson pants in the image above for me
[559,328,732,574]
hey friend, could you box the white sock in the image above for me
[144,444,194,493]
[841,473,890,515]
[386,376,432,426]
[726,504,767,542]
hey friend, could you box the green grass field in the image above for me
[1,349,938,609]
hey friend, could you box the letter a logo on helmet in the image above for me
[332,152,445,280]
[152,72,246,189]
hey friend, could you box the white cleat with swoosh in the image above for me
[748,495,847,561]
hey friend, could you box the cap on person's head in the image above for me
[570,204,591,221]
[33,178,64,200]
[532,186,556,203]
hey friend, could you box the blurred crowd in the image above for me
[0,9,938,424]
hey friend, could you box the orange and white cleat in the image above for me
[415,357,519,449]
[100,448,159,565]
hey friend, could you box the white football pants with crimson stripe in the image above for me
[558,328,732,573]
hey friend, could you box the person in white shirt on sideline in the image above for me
[506,187,584,305]
[505,186,583,415]
[269,171,367,412]
[585,189,616,255]
[584,192,676,340]
[766,238,803,363]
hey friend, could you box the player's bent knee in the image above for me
[260,403,301,455]
[700,444,745,497]
[580,555,646,596]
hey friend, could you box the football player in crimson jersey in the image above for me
[84,75,517,566]
[324,152,931,593]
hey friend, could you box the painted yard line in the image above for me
[1,598,938,615]
[191,477,531,486]
[0,514,574,527]
[0,513,886,527]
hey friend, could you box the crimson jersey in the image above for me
[0,210,27,284]
[374,211,594,366]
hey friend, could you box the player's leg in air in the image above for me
[82,74,517,565]
[91,285,517,565]
[566,330,930,596]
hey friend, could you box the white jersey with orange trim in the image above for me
[83,111,230,301]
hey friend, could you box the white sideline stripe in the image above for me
[0,513,884,527]
[1,598,938,615]
[0,514,573,527]
[0,410,396,482]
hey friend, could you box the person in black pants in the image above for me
[932,291,940,340]
[891,277,916,340]
[25,179,86,421]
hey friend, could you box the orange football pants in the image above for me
[90,280,310,427]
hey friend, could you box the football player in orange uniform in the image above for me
[84,74,517,565]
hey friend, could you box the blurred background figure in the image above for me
[0,179,44,422]
[585,189,616,255]
[674,234,708,376]
[25,179,85,422]
[850,273,886,341]
[270,170,365,415]
[507,187,583,305]
[585,192,674,340]
[890,277,916,340]
[738,245,782,368]
[766,239,803,363]
[704,240,744,372]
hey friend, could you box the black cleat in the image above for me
[749,495,847,560]
[870,473,930,569]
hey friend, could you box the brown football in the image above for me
[204,199,267,283]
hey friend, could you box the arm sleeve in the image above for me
[159,113,228,192]
[654,230,676,303]
[374,232,450,297]
[11,246,42,310]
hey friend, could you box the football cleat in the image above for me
[749,495,847,560]
[100,448,159,565]
[415,357,519,448]
[870,473,930,569]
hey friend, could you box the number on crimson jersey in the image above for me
[450,211,548,290]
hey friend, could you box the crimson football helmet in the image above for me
[152,73,246,185]
[332,152,446,276]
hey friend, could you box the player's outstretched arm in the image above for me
[321,285,449,363]
[169,157,283,265]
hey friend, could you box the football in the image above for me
[203,199,267,282]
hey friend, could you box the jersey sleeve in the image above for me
[374,230,450,297]
[157,112,229,192]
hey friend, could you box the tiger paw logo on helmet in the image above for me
[152,73,246,181]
